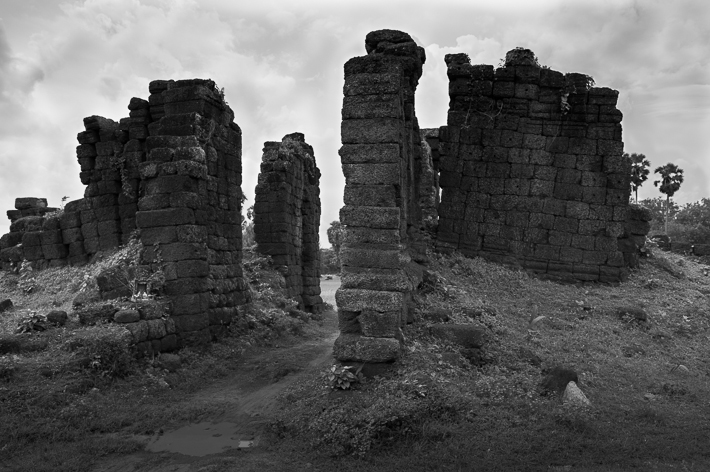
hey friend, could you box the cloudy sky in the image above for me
[1,0,708,244]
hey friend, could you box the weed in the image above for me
[15,312,49,333]
[328,364,364,390]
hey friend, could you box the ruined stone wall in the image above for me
[437,49,632,282]
[0,79,249,348]
[334,30,426,363]
[136,78,249,345]
[253,133,324,312]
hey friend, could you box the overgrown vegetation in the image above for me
[3,241,710,470]
[0,246,328,472]
[641,196,710,245]
[272,249,710,470]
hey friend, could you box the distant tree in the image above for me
[242,204,255,248]
[653,163,684,234]
[627,153,650,202]
[639,197,679,230]
[327,221,345,266]
[676,198,710,228]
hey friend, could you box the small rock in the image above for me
[621,345,646,357]
[422,307,451,322]
[46,310,68,326]
[644,393,658,401]
[429,323,486,349]
[562,381,591,408]
[0,299,13,313]
[114,309,140,323]
[616,306,648,323]
[158,353,182,372]
[541,366,579,394]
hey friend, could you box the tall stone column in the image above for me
[254,133,324,312]
[334,30,426,363]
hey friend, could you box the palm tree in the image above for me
[653,163,684,234]
[627,153,650,203]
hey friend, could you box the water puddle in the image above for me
[146,422,254,456]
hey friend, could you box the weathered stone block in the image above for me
[333,333,401,362]
[341,119,402,144]
[359,310,401,337]
[343,163,400,185]
[339,143,400,164]
[336,288,403,312]
[340,206,399,229]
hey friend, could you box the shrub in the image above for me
[66,326,135,379]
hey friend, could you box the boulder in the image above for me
[114,309,140,323]
[429,323,486,349]
[562,381,592,408]
[96,266,133,300]
[0,299,13,313]
[46,310,68,326]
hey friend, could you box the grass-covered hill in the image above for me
[1,243,710,471]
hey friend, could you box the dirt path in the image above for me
[93,277,341,472]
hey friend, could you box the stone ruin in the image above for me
[435,49,631,282]
[0,28,651,364]
[253,133,325,313]
[334,30,429,363]
[0,78,322,353]
[332,30,650,364]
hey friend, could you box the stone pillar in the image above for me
[137,79,248,347]
[334,30,426,363]
[253,133,324,312]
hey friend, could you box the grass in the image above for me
[272,248,710,471]
[2,245,710,471]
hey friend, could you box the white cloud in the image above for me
[0,0,708,241]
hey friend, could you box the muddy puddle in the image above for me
[146,421,255,456]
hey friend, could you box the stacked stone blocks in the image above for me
[334,30,427,363]
[436,49,631,282]
[253,133,324,312]
[136,79,248,346]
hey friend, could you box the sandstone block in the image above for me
[333,333,401,363]
[336,288,404,312]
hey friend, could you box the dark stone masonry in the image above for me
[253,133,325,313]
[1,29,651,364]
[0,78,303,350]
[333,30,428,363]
[332,31,648,363]
[435,48,631,283]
